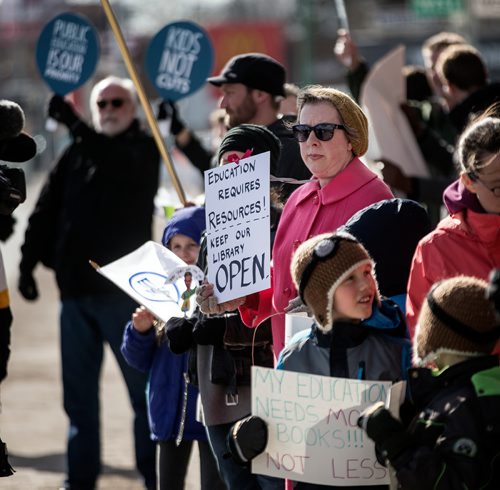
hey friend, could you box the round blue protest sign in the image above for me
[145,20,214,102]
[36,12,100,95]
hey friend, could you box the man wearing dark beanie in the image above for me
[209,53,309,191]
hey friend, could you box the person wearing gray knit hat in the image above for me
[415,275,500,365]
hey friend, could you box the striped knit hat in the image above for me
[415,275,500,362]
[291,231,378,331]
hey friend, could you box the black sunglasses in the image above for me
[96,98,125,109]
[292,123,346,143]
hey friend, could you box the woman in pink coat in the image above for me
[198,85,393,359]
[406,104,500,338]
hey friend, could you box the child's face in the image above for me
[331,262,376,323]
[169,234,200,265]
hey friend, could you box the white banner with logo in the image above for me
[94,241,204,321]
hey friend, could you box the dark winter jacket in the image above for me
[19,120,159,298]
[277,300,411,381]
[121,322,206,442]
[388,355,500,490]
[448,82,500,133]
[166,233,274,426]
[0,248,12,382]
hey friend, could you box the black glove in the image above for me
[226,415,268,466]
[192,315,226,346]
[358,402,410,462]
[0,215,15,242]
[0,437,15,477]
[0,306,13,383]
[157,100,185,136]
[166,315,195,354]
[47,95,79,128]
[18,272,38,301]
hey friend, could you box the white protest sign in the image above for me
[94,241,204,321]
[204,152,271,303]
[360,45,429,178]
[251,367,391,486]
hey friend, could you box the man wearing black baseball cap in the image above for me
[207,52,310,194]
[161,53,310,194]
[207,52,286,100]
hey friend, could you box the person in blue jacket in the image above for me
[121,206,225,490]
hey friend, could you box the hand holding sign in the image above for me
[47,94,80,128]
[195,281,246,315]
[36,12,100,131]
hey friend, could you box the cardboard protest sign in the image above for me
[94,241,204,321]
[36,12,100,95]
[204,152,271,303]
[145,20,214,101]
[251,367,392,486]
[360,45,429,178]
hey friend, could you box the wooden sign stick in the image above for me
[100,0,187,205]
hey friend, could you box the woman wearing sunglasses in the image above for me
[197,85,393,361]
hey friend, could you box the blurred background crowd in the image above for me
[4,0,500,188]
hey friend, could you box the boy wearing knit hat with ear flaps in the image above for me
[226,232,410,490]
[277,231,410,384]
[358,273,500,490]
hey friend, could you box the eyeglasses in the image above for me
[468,171,500,197]
[292,123,346,143]
[96,98,126,110]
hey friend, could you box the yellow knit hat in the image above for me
[297,86,369,156]
[328,89,369,156]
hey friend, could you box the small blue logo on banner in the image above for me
[36,12,100,95]
[145,20,214,101]
[129,272,181,303]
